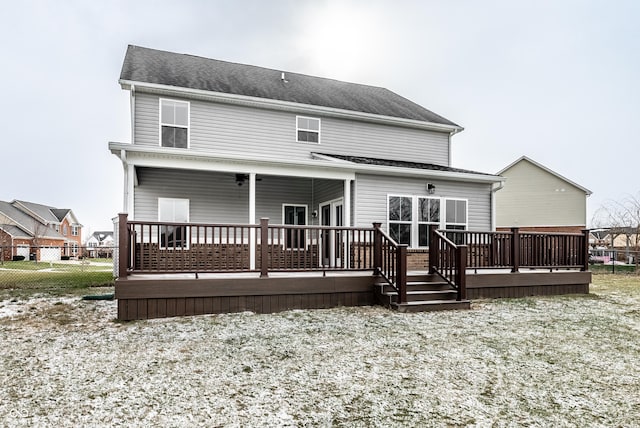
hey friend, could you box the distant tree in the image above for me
[0,229,11,265]
[30,220,49,263]
[592,192,640,266]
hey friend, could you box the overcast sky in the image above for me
[1,0,638,235]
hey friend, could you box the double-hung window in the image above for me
[283,204,307,249]
[418,197,440,247]
[388,196,412,245]
[160,99,189,148]
[388,195,467,248]
[71,225,79,236]
[158,198,189,248]
[296,116,320,143]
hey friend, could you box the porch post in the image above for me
[428,224,438,274]
[373,222,382,274]
[511,227,520,273]
[117,213,129,279]
[343,179,351,268]
[397,244,408,304]
[249,173,256,270]
[581,229,590,271]
[260,218,269,277]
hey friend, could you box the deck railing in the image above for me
[116,214,589,300]
[118,214,379,276]
[439,228,590,271]
[374,223,407,304]
[429,226,467,301]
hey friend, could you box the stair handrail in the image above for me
[373,224,408,304]
[429,226,467,301]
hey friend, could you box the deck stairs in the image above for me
[375,273,471,312]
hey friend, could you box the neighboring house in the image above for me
[0,199,83,261]
[495,156,592,234]
[85,231,115,258]
[109,45,504,267]
[589,228,612,248]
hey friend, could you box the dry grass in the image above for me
[0,274,639,426]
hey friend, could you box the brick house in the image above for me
[0,199,83,261]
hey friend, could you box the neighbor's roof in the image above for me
[120,45,459,126]
[497,156,592,196]
[0,201,39,233]
[0,224,31,239]
[315,153,496,176]
[13,200,61,223]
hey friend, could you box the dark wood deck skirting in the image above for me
[116,275,376,320]
[115,270,592,320]
[466,271,591,299]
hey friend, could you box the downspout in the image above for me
[130,85,135,145]
[120,150,129,213]
[491,180,505,231]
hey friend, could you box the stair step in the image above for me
[391,300,471,313]
[383,290,457,297]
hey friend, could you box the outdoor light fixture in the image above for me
[427,183,436,194]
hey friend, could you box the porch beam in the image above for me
[249,173,256,270]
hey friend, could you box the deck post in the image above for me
[456,245,467,301]
[260,218,269,278]
[428,225,438,274]
[117,213,129,279]
[397,244,408,304]
[511,227,520,273]
[373,222,382,275]
[581,229,590,271]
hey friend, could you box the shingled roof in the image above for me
[120,45,459,126]
[315,153,494,176]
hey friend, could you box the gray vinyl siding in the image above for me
[134,168,349,225]
[134,92,450,165]
[354,173,492,231]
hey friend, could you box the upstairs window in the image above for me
[71,225,79,236]
[297,116,320,143]
[160,99,189,148]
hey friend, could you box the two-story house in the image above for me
[84,231,114,258]
[110,46,591,321]
[0,199,83,261]
[109,45,504,267]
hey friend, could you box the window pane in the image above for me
[446,200,467,223]
[298,130,318,142]
[389,223,411,245]
[174,199,189,223]
[389,197,400,221]
[419,224,430,247]
[419,198,439,222]
[174,128,188,148]
[400,197,412,221]
[161,102,174,124]
[161,126,174,147]
[174,103,188,126]
[307,118,319,131]
[297,117,308,129]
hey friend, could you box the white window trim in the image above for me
[159,98,190,149]
[387,195,469,248]
[158,197,190,249]
[296,116,321,144]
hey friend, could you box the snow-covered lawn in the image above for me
[1,276,639,427]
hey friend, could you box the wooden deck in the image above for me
[114,215,591,320]
[115,269,591,320]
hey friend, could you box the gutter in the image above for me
[109,142,503,185]
[490,179,506,231]
[118,79,463,134]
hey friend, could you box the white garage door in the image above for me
[17,245,30,259]
[40,247,61,261]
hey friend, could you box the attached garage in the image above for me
[40,247,61,261]
[16,245,30,259]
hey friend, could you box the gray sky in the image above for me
[1,0,638,235]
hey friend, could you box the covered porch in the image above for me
[114,215,591,320]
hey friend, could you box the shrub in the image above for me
[61,256,71,261]
[12,255,26,261]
